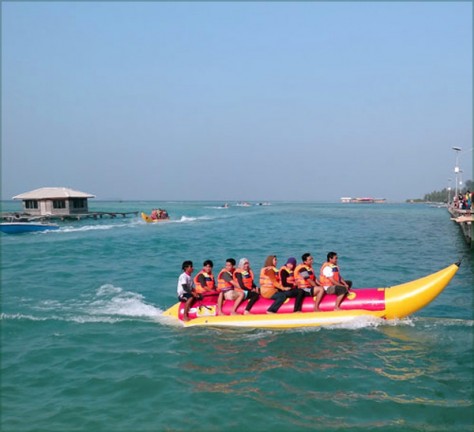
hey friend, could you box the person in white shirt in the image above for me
[319,252,352,310]
[177,260,201,321]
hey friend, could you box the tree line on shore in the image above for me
[407,179,472,203]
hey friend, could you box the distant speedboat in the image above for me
[0,222,59,234]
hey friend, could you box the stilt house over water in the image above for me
[13,187,95,216]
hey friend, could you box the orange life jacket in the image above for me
[217,268,234,292]
[233,268,254,291]
[259,266,280,299]
[194,271,216,294]
[319,263,341,287]
[294,264,315,288]
[279,265,295,288]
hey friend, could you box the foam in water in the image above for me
[59,221,140,233]
[174,215,214,223]
[325,316,415,330]
[0,284,166,324]
[89,284,163,319]
[2,311,473,330]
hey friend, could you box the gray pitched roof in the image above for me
[13,187,95,200]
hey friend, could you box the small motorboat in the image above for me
[0,222,60,234]
[163,262,460,329]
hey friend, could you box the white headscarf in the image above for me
[238,258,249,269]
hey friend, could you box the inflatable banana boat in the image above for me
[141,212,169,223]
[163,262,460,328]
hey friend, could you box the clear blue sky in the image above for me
[2,1,472,201]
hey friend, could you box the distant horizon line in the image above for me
[1,198,417,204]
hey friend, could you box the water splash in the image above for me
[173,215,214,223]
[58,221,140,233]
[1,284,165,324]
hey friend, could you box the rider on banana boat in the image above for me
[193,260,218,295]
[216,258,245,315]
[260,255,304,314]
[176,260,201,322]
[294,253,325,312]
[320,252,353,310]
[234,258,259,314]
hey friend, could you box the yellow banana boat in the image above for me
[163,262,460,329]
[141,212,169,223]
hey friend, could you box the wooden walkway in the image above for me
[448,206,473,247]
[1,211,139,222]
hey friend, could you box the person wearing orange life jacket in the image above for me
[294,252,325,311]
[260,256,305,313]
[320,252,352,310]
[234,258,259,314]
[279,257,306,312]
[216,258,245,315]
[259,255,283,298]
[193,260,218,295]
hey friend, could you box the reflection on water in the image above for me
[171,319,473,430]
[366,390,471,407]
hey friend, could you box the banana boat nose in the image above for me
[383,263,460,320]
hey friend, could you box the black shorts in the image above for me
[178,293,193,302]
[325,286,348,295]
[178,293,202,302]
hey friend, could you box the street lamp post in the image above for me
[447,178,452,204]
[452,147,462,198]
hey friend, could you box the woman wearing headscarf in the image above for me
[260,256,304,313]
[233,258,260,314]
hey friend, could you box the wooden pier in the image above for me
[1,211,139,222]
[448,206,473,247]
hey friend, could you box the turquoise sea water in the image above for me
[1,201,473,431]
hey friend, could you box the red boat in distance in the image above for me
[340,197,386,204]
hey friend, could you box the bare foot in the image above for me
[217,310,222,316]
[266,311,275,314]
[183,315,190,322]
[314,307,321,312]
[334,307,341,311]
[243,310,252,315]
[230,311,238,315]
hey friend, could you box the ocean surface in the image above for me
[1,201,473,432]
